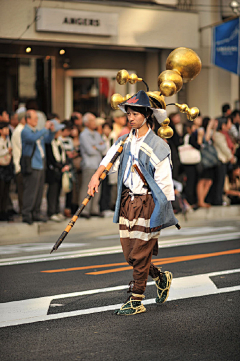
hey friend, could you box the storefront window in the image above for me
[0,56,52,116]
[73,76,115,117]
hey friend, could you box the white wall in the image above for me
[0,0,199,50]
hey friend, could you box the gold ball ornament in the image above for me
[187,107,199,120]
[166,47,202,83]
[157,118,174,139]
[128,73,139,84]
[158,70,183,93]
[159,80,177,97]
[116,70,129,85]
[147,91,166,109]
[110,93,132,109]
[176,103,189,113]
[111,93,124,109]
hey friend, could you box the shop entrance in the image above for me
[64,69,137,119]
[0,56,53,116]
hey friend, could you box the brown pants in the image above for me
[119,189,161,295]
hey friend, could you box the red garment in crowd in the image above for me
[221,130,235,154]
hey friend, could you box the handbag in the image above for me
[20,143,36,176]
[0,152,11,166]
[0,137,12,166]
[62,171,73,193]
[200,142,219,169]
[178,134,201,165]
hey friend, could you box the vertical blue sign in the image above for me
[212,17,240,75]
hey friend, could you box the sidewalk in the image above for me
[1,192,240,244]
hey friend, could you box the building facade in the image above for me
[0,0,238,119]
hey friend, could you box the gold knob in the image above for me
[187,107,199,120]
[157,118,174,139]
[110,93,132,110]
[175,103,199,121]
[116,69,142,85]
[166,47,202,83]
[175,103,189,113]
[158,70,183,95]
[147,91,166,109]
[159,80,177,97]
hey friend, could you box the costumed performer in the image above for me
[87,90,179,315]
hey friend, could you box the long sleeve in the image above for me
[21,127,48,144]
[154,157,175,201]
[100,141,120,173]
[80,131,101,156]
[11,125,23,174]
[213,132,232,163]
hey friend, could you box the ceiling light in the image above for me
[59,49,65,55]
[25,47,32,53]
[229,1,240,14]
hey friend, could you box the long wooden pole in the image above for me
[50,136,128,253]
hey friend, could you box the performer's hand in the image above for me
[87,174,100,197]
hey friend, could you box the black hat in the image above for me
[118,90,167,124]
[118,90,151,111]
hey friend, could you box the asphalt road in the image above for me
[0,226,240,361]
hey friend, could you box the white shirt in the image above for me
[11,123,25,174]
[100,128,175,201]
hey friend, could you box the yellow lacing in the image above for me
[132,293,145,299]
[155,270,172,303]
[118,297,146,315]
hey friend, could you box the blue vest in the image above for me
[113,130,179,230]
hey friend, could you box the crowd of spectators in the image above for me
[0,100,240,224]
[167,103,240,213]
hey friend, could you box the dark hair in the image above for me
[216,116,228,131]
[202,116,211,131]
[0,121,9,129]
[25,99,39,111]
[70,115,78,123]
[231,109,240,119]
[102,122,113,131]
[125,105,153,127]
[222,103,230,115]
[61,120,72,130]
[47,113,60,120]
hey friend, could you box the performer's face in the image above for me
[126,107,145,129]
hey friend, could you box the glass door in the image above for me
[64,69,137,119]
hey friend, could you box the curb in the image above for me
[1,205,240,243]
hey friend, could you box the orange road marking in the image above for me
[41,262,129,273]
[86,249,240,275]
[41,248,240,275]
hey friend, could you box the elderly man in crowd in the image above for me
[79,112,106,219]
[21,110,54,224]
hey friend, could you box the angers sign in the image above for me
[36,8,118,36]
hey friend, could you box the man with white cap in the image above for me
[87,90,178,315]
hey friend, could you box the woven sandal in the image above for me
[154,270,172,304]
[115,295,146,316]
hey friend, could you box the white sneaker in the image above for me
[50,214,61,222]
[57,213,66,221]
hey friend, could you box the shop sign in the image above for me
[36,8,118,36]
[212,17,240,75]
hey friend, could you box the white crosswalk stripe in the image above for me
[0,269,239,328]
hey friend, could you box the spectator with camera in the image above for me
[21,110,54,225]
